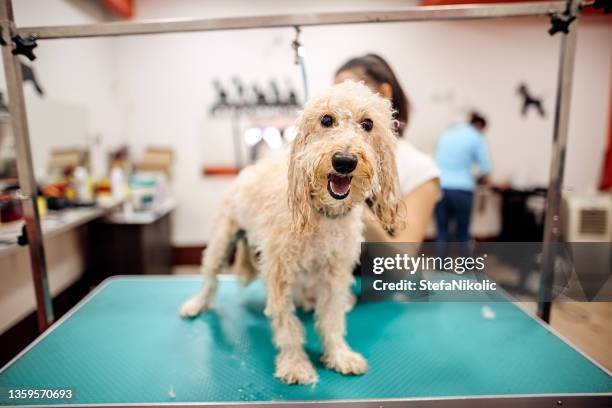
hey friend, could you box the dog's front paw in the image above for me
[323,348,368,375]
[275,350,318,385]
[179,295,207,318]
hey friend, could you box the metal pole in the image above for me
[537,0,580,322]
[0,0,54,332]
[16,2,567,40]
[0,0,577,327]
[292,27,309,102]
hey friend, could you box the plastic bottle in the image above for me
[110,166,126,201]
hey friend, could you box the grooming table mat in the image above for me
[1,276,611,407]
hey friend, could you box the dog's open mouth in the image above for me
[328,174,351,200]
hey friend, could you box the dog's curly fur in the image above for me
[180,81,403,385]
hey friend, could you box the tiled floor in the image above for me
[174,266,612,372]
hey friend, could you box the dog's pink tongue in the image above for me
[330,175,351,195]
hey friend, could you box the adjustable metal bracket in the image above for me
[291,26,302,65]
[0,25,39,59]
[291,26,309,102]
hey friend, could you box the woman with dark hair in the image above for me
[335,54,440,243]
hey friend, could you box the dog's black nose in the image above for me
[332,153,358,174]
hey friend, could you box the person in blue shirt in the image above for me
[434,112,492,245]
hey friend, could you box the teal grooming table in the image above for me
[1,276,611,407]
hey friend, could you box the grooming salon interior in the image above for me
[1,0,612,406]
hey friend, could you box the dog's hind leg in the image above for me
[179,212,240,317]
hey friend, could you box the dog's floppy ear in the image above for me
[371,125,405,235]
[287,124,314,233]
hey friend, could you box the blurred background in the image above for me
[0,0,610,372]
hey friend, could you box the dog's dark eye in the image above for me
[320,114,334,128]
[361,118,373,132]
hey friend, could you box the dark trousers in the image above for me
[435,189,474,243]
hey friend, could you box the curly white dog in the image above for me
[180,81,403,385]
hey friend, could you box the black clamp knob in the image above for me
[11,34,38,61]
[548,10,576,35]
[17,225,28,246]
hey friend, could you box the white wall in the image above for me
[1,0,123,179]
[115,1,612,244]
[2,1,611,245]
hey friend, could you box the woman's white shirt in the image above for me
[395,139,439,196]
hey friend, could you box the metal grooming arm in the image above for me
[537,0,581,322]
[0,0,53,332]
[0,0,582,333]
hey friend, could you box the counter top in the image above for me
[0,197,122,257]
[102,199,175,225]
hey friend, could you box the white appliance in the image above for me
[562,193,612,242]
